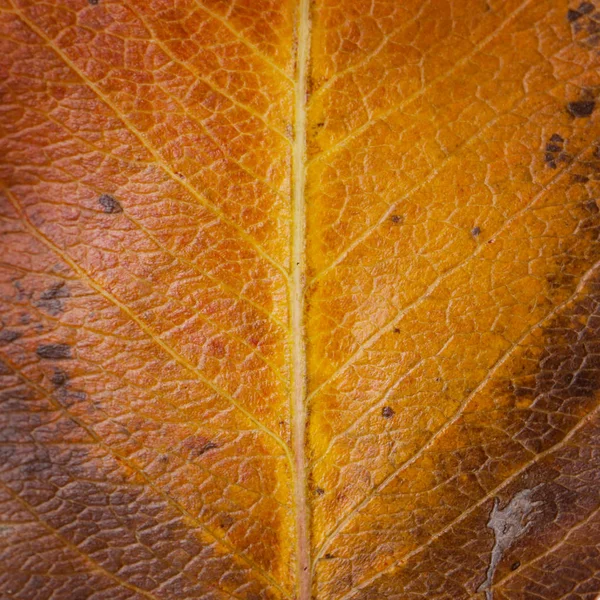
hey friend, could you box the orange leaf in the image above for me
[1,1,599,599]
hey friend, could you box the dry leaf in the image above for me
[1,1,599,599]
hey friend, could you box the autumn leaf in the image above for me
[1,0,599,599]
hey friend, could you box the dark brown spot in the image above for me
[0,330,21,343]
[324,553,335,560]
[315,487,325,496]
[50,368,69,386]
[511,561,521,571]
[390,214,404,224]
[36,343,71,360]
[393,327,401,334]
[579,2,595,14]
[567,100,595,118]
[88,0,99,5]
[98,194,123,214]
[196,441,218,456]
[471,226,481,236]
[37,281,70,315]
[568,9,583,21]
[571,173,590,183]
[382,406,395,419]
[550,133,564,143]
[545,143,562,153]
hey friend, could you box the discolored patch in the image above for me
[0,330,21,343]
[478,488,543,600]
[97,194,123,214]
[36,281,70,315]
[567,100,596,118]
[35,344,71,360]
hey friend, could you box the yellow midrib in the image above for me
[291,0,312,598]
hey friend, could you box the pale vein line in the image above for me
[0,358,287,600]
[291,1,311,599]
[308,140,594,403]
[2,285,289,506]
[312,258,600,565]
[338,401,600,600]
[3,103,287,332]
[0,481,162,600]
[17,195,287,385]
[192,0,294,83]
[307,0,533,166]
[4,189,292,466]
[125,2,291,145]
[7,3,288,280]
[486,504,600,597]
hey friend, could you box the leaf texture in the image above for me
[1,1,600,599]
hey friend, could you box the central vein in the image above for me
[291,0,311,598]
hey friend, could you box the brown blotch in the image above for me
[390,214,404,224]
[36,343,71,360]
[0,330,21,343]
[37,281,70,315]
[88,0,99,5]
[315,487,325,496]
[196,441,218,456]
[50,368,69,387]
[550,133,564,143]
[472,226,481,236]
[98,194,123,214]
[382,406,395,418]
[567,100,596,118]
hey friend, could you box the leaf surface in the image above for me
[1,1,600,599]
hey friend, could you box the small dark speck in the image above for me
[88,0,99,4]
[567,100,595,118]
[471,226,481,236]
[547,160,557,169]
[197,441,218,456]
[382,406,395,419]
[315,487,325,496]
[544,152,555,163]
[51,368,69,386]
[550,133,564,143]
[568,9,583,21]
[545,143,561,152]
[36,343,71,360]
[0,330,21,343]
[390,214,404,224]
[572,174,589,183]
[579,2,595,15]
[324,554,335,560]
[511,561,521,571]
[98,194,123,214]
[393,327,400,334]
